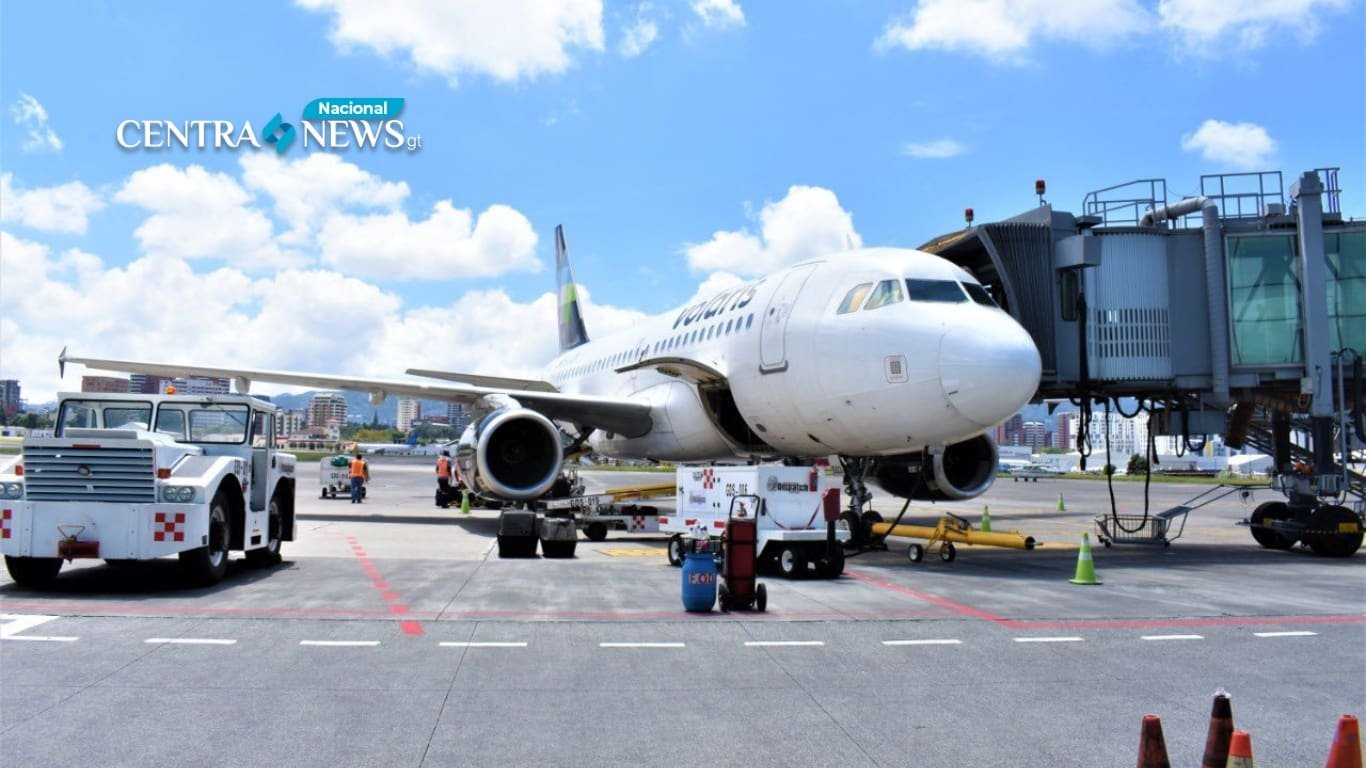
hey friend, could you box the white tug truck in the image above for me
[0,391,296,587]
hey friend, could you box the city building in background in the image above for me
[396,398,421,432]
[308,393,348,432]
[171,376,230,395]
[80,376,130,393]
[128,374,167,394]
[1,380,23,417]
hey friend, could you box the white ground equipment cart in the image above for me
[319,455,364,500]
[0,391,296,587]
[661,466,849,578]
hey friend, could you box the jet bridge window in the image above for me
[863,279,905,310]
[905,278,968,303]
[837,283,873,314]
[962,282,999,308]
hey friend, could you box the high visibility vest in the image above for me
[436,456,451,479]
[349,458,366,478]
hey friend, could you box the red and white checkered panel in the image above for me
[701,469,715,489]
[0,508,11,539]
[153,511,186,542]
[630,514,645,532]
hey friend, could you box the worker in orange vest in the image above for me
[348,452,370,504]
[435,450,453,508]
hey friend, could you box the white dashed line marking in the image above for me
[1253,631,1317,638]
[439,642,528,648]
[3,635,79,642]
[599,642,685,648]
[882,639,963,646]
[1141,634,1204,641]
[145,638,237,645]
[300,640,381,647]
[1014,636,1084,643]
[744,641,825,647]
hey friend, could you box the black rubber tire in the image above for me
[718,582,730,612]
[4,555,62,587]
[180,491,231,586]
[907,543,924,563]
[1304,505,1364,558]
[939,542,957,562]
[247,498,284,567]
[778,546,806,578]
[755,583,767,613]
[819,548,845,578]
[667,534,685,567]
[1249,501,1297,550]
[585,522,608,542]
[328,487,336,499]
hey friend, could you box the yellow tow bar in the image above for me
[869,513,1036,563]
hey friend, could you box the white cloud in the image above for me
[900,138,966,159]
[620,3,660,57]
[9,93,62,153]
[876,0,1150,62]
[686,186,861,276]
[691,0,745,29]
[1158,0,1351,49]
[0,174,105,234]
[239,153,409,245]
[1180,119,1278,170]
[297,0,604,85]
[114,164,295,271]
[317,201,540,281]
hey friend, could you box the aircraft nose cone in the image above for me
[939,320,1042,428]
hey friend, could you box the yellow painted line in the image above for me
[597,547,667,557]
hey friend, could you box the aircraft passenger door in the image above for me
[759,263,818,373]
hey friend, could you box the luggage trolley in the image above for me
[717,494,767,612]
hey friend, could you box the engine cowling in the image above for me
[870,434,999,501]
[455,408,563,500]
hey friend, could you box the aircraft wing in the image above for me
[59,351,653,438]
[405,368,557,392]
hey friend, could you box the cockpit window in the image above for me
[905,278,968,303]
[837,283,873,314]
[962,282,999,308]
[863,279,905,310]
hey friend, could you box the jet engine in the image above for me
[455,408,563,500]
[870,434,999,501]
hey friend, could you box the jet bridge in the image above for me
[922,168,1364,556]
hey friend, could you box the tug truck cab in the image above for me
[661,466,849,578]
[0,392,297,587]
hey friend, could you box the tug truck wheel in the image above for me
[667,534,685,567]
[4,556,62,588]
[755,583,767,612]
[778,546,806,578]
[180,491,231,586]
[1249,501,1296,550]
[247,498,284,567]
[819,547,845,578]
[585,522,608,542]
[907,543,925,563]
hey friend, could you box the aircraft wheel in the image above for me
[778,546,806,578]
[4,555,62,588]
[1249,501,1297,550]
[667,534,685,567]
[755,583,767,613]
[907,543,924,563]
[1304,505,1363,557]
[585,522,608,542]
[939,542,957,562]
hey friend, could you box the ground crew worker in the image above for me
[436,450,452,507]
[349,452,369,504]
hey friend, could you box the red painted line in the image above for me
[388,604,409,615]
[399,620,423,635]
[346,536,423,636]
[371,581,389,590]
[845,569,1008,623]
[0,602,438,618]
[381,591,400,601]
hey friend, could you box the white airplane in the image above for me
[61,225,1042,526]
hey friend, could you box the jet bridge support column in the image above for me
[1293,171,1337,477]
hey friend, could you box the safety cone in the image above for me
[1226,730,1255,768]
[980,505,992,533]
[460,490,471,515]
[1136,714,1172,768]
[1057,493,1066,511]
[1324,714,1362,768]
[1068,532,1102,585]
[1201,692,1235,768]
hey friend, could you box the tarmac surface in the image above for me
[2,455,1363,767]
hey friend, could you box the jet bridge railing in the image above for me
[1082,178,1168,227]
[1200,170,1285,219]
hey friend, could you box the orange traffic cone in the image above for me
[1136,714,1171,768]
[1227,730,1255,767]
[1324,714,1362,768]
[1202,692,1235,768]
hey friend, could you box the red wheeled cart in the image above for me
[717,495,767,612]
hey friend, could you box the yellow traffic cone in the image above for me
[980,505,992,533]
[460,490,471,515]
[1057,493,1066,512]
[1069,532,1102,585]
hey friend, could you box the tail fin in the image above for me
[556,225,590,351]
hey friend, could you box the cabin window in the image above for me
[905,278,968,303]
[837,283,873,314]
[962,282,999,308]
[863,279,905,310]
[746,313,754,329]
[725,319,734,334]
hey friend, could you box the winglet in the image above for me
[58,346,68,379]
[556,225,590,351]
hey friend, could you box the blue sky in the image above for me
[2,0,1363,401]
